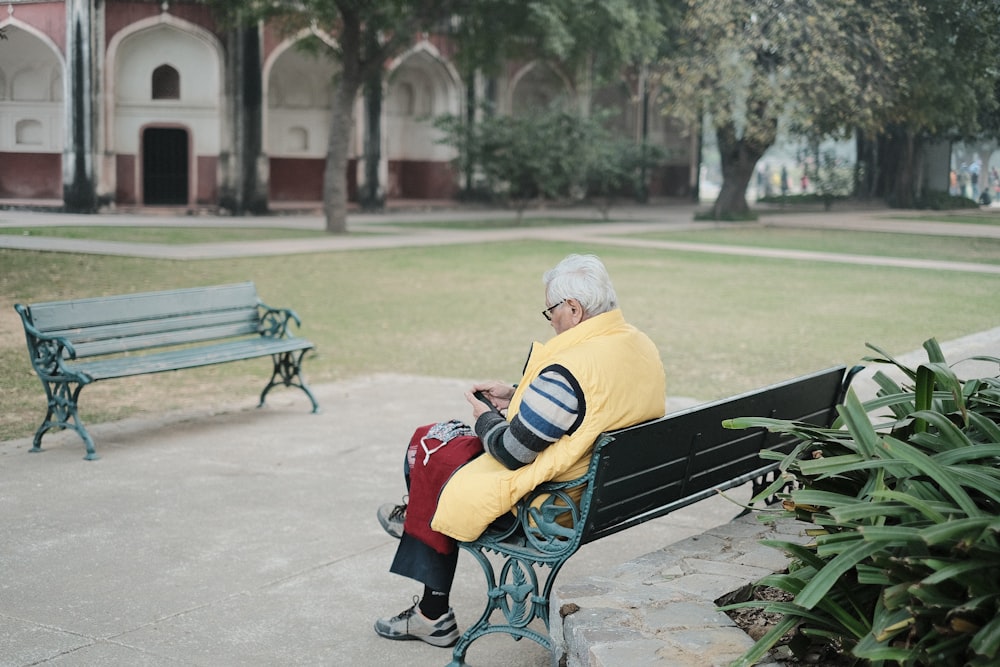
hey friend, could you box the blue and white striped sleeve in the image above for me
[474,365,583,470]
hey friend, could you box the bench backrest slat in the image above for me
[23,282,262,358]
[580,366,847,545]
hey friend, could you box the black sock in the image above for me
[419,586,450,619]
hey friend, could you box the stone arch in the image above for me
[106,15,223,205]
[262,32,341,202]
[16,119,44,145]
[285,126,309,152]
[506,61,572,116]
[152,64,180,100]
[383,41,461,198]
[592,80,637,138]
[263,34,339,154]
[0,20,65,199]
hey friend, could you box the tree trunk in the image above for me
[878,128,919,208]
[855,132,878,200]
[359,79,384,211]
[323,79,359,233]
[322,18,363,234]
[712,121,769,219]
[892,131,917,208]
[359,29,384,212]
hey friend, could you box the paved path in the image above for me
[1,203,999,274]
[1,203,998,666]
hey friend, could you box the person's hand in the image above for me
[465,381,514,420]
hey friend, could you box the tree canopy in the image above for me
[658,0,910,217]
[658,0,1000,215]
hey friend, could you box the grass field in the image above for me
[3,218,999,443]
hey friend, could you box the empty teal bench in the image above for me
[15,282,319,460]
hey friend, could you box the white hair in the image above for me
[543,254,618,316]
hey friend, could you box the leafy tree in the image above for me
[435,107,584,221]
[213,1,460,233]
[436,106,668,219]
[863,0,1000,207]
[659,0,908,219]
[445,0,681,198]
[581,119,669,218]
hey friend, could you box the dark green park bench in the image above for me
[14,282,319,460]
[446,365,860,667]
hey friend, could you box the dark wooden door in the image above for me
[142,127,189,205]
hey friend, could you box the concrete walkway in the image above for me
[1,203,999,273]
[1,203,998,667]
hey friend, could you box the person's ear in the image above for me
[567,298,584,324]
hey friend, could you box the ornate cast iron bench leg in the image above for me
[259,349,320,413]
[33,379,99,460]
[447,545,562,667]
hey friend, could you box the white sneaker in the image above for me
[373,598,460,648]
[377,502,406,539]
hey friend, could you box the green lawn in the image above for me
[3,230,998,442]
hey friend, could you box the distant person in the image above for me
[372,253,666,648]
[780,165,789,196]
[970,158,982,199]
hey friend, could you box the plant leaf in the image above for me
[795,538,884,609]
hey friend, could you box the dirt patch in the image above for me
[723,585,855,666]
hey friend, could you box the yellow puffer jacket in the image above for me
[431,309,666,541]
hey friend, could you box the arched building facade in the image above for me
[0,0,695,212]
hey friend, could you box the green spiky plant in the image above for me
[720,339,1000,667]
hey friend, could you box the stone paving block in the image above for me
[736,541,794,571]
[661,626,760,666]
[682,556,774,582]
[654,533,729,558]
[705,516,778,540]
[588,639,670,667]
[641,600,736,630]
[651,572,750,600]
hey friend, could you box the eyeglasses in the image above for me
[542,300,565,321]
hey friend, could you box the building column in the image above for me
[220,24,267,214]
[63,0,98,212]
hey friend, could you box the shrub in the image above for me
[916,190,981,211]
[721,339,1000,666]
[434,106,666,221]
[806,151,858,210]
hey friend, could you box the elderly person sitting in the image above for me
[374,253,666,648]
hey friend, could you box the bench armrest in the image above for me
[15,304,83,380]
[477,474,591,557]
[257,301,302,339]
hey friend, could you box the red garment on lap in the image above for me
[404,424,484,555]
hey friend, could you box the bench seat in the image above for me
[69,337,316,381]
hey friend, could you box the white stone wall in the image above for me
[0,24,63,153]
[112,23,221,155]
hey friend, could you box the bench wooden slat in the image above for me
[582,366,847,545]
[46,307,260,345]
[74,337,313,380]
[67,315,262,358]
[25,282,260,332]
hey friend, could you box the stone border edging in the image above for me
[551,511,808,667]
